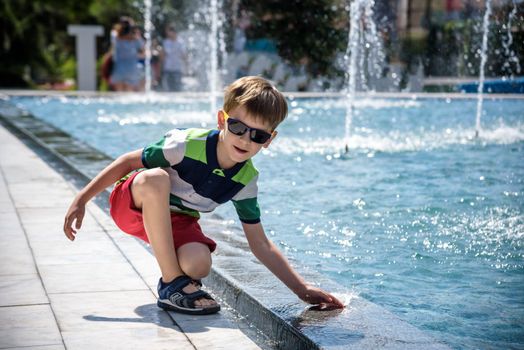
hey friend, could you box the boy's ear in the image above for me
[217,110,226,130]
[263,130,278,148]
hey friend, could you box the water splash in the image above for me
[209,0,219,115]
[172,0,225,96]
[217,8,228,82]
[96,110,213,125]
[502,0,522,75]
[269,123,524,156]
[475,0,492,138]
[344,0,360,153]
[295,98,421,111]
[143,0,153,93]
[344,0,385,152]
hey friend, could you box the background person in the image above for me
[110,16,144,92]
[133,25,146,91]
[160,25,187,92]
[233,9,250,54]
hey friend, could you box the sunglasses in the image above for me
[223,110,273,144]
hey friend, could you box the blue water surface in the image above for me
[11,95,524,349]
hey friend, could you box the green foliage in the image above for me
[423,3,524,78]
[0,0,137,87]
[400,36,427,73]
[60,56,77,80]
[2,0,523,88]
[1,0,95,87]
[242,0,347,78]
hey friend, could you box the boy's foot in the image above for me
[157,275,221,315]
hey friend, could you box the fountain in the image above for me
[143,0,153,93]
[138,0,226,100]
[208,0,221,115]
[502,0,521,76]
[475,0,492,138]
[344,0,385,152]
[344,0,360,153]
[207,0,229,116]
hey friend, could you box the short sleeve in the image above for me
[232,198,260,224]
[232,176,260,224]
[142,129,187,168]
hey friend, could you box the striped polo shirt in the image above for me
[140,128,261,224]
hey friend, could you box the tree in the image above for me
[0,0,139,88]
[241,0,347,77]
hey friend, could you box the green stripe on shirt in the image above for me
[184,129,209,164]
[232,197,260,223]
[231,159,258,185]
[142,137,170,167]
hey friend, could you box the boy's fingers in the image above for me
[64,227,75,241]
[316,303,343,311]
[328,294,345,307]
[63,215,77,241]
[317,291,344,308]
[75,216,83,229]
[65,227,76,241]
[323,291,340,303]
[63,216,72,234]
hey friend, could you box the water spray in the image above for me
[143,0,153,93]
[475,0,492,139]
[344,0,384,153]
[344,0,361,153]
[209,0,219,116]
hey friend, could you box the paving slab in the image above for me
[0,239,37,275]
[0,273,48,307]
[0,305,63,349]
[2,345,65,350]
[38,262,149,294]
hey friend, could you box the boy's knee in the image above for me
[133,169,170,197]
[178,244,212,279]
[184,263,211,280]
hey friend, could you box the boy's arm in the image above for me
[63,149,144,241]
[242,222,344,308]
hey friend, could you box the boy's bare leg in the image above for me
[177,242,212,279]
[131,168,215,307]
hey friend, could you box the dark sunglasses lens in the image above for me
[227,118,271,144]
[251,130,271,144]
[227,119,248,135]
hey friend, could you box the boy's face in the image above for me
[217,105,277,167]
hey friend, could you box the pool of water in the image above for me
[10,94,524,349]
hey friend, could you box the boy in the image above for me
[63,76,344,315]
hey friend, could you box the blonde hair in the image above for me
[223,76,288,130]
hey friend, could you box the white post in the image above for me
[67,25,104,91]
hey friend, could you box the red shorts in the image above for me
[109,171,217,252]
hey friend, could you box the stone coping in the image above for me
[0,97,450,350]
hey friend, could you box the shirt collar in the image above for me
[206,129,246,177]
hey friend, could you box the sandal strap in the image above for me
[161,275,193,296]
[169,289,216,309]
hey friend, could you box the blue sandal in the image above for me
[157,276,220,315]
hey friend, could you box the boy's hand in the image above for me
[298,285,345,309]
[63,199,85,241]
